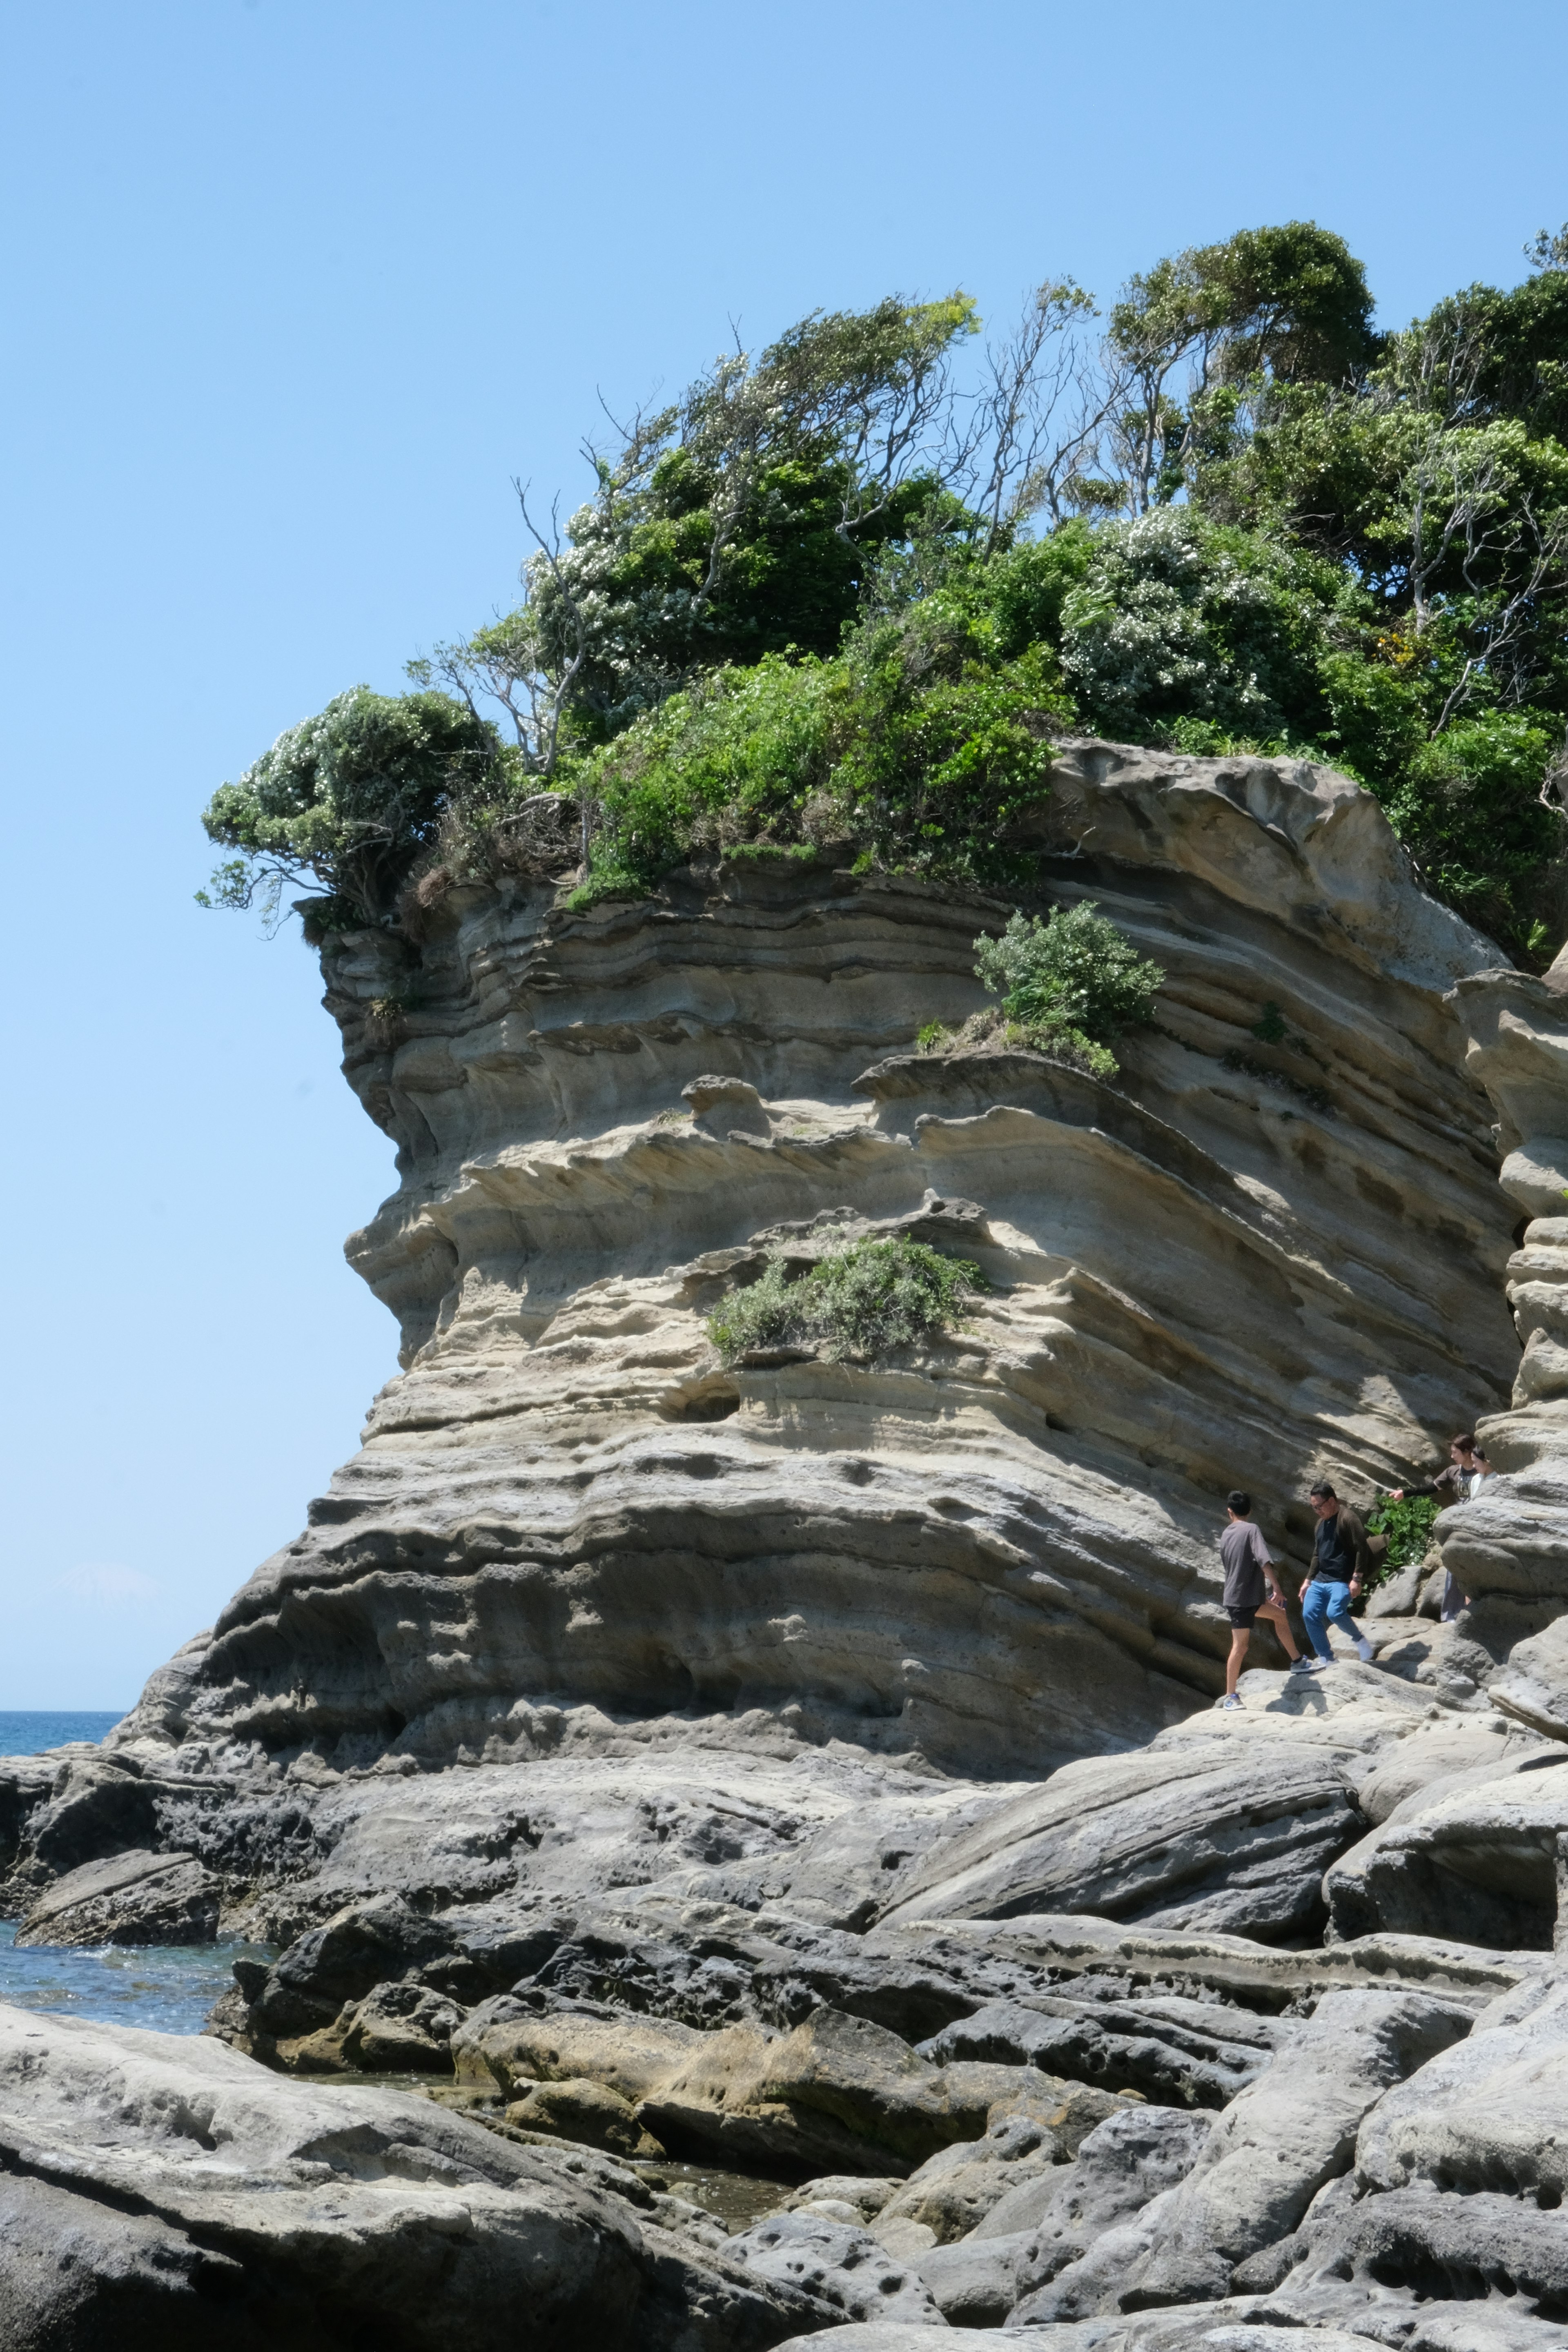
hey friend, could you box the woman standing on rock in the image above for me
[1217,1491,1314,1709]
[1387,1433,1488,1622]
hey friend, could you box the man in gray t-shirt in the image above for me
[1218,1489,1312,1708]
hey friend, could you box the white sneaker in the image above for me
[1288,1657,1313,1674]
[1219,1693,1244,1710]
[1356,1639,1377,1664]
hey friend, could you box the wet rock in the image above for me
[504,2076,666,2158]
[13,1849,220,1947]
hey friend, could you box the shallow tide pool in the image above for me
[0,1922,267,2037]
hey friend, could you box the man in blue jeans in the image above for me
[1304,1481,1378,1666]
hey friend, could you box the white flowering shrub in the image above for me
[1059,508,1330,742]
[199,688,502,929]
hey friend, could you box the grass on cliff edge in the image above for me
[708,1236,986,1364]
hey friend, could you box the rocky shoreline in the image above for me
[7,742,1568,2347]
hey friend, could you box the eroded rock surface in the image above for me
[0,2003,831,2351]
[13,743,1568,2344]
[82,741,1517,1793]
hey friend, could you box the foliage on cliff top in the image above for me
[198,688,507,930]
[708,1235,985,1365]
[568,595,1064,902]
[203,218,1568,962]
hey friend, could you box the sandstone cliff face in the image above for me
[1436,948,1568,1727]
[112,740,1517,1781]
[16,742,1568,2350]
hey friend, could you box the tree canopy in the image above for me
[203,220,1568,963]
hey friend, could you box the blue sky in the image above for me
[2,0,1564,1708]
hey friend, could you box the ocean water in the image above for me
[0,1706,269,2033]
[0,1710,124,1754]
[0,1922,268,2036]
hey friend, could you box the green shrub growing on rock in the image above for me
[967,902,1165,1078]
[708,1236,984,1364]
[199,687,504,929]
[1364,1492,1441,1584]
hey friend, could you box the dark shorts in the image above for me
[1226,1604,1259,1628]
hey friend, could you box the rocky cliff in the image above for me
[13,739,1568,2351]
[113,739,1515,1782]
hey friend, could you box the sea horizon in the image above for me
[0,1710,126,1755]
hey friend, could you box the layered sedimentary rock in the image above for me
[1436,949,1568,1704]
[100,740,1517,1789]
[16,739,1568,2345]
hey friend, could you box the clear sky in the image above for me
[2,0,1564,1709]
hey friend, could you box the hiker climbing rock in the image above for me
[1388,1432,1490,1622]
[1216,1489,1312,1709]
[1303,1481,1379,1665]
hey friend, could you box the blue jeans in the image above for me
[1303,1576,1359,1659]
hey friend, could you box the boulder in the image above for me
[339,1978,465,2071]
[1491,1610,1568,1740]
[1016,1985,1473,2319]
[725,2211,945,2326]
[13,1848,219,1947]
[872,2109,1072,2245]
[247,1891,456,2041]
[1006,2102,1214,2287]
[452,2002,706,2105]
[505,2076,665,2158]
[1355,1963,1568,2207]
[876,1740,1363,1942]
[917,2225,1037,2325]
[782,2175,901,2223]
[1323,1755,1568,1947]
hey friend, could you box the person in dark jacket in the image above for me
[1303,1482,1379,1665]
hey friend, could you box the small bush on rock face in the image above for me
[972,903,1164,1077]
[1365,1492,1440,1581]
[708,1236,984,1364]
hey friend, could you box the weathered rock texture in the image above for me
[0,2003,831,2351]
[100,742,1517,1792]
[15,739,1568,2346]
